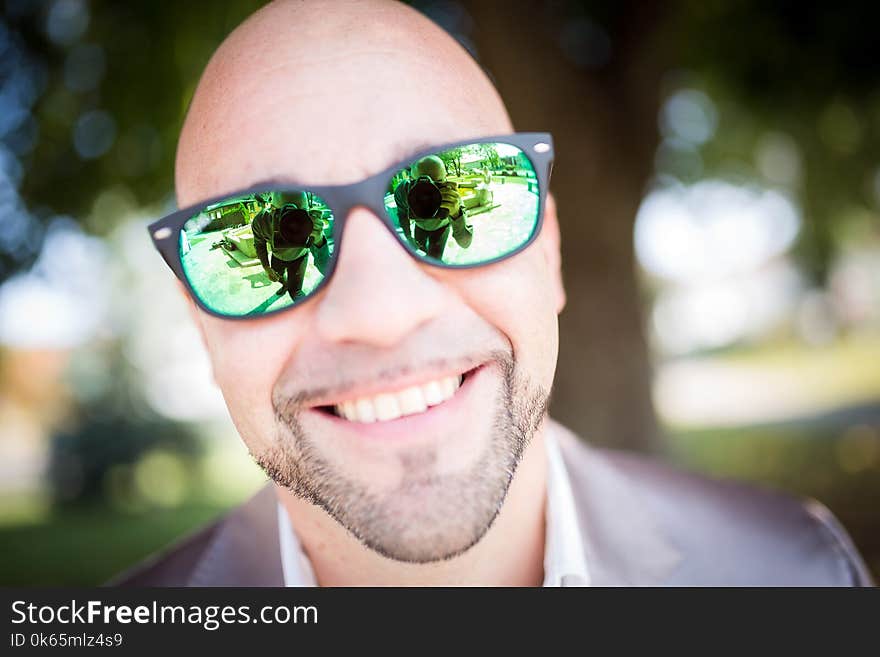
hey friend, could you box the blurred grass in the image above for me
[717,334,880,411]
[0,502,230,586]
[667,420,880,582]
[0,440,265,586]
[657,335,880,581]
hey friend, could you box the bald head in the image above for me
[175,0,511,206]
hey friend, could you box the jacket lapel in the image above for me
[549,420,682,586]
[187,484,284,587]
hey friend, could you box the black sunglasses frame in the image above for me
[148,132,554,320]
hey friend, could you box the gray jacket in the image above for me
[112,420,873,586]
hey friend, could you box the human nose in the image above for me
[313,208,451,347]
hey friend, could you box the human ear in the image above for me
[539,193,566,314]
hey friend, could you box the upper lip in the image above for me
[299,358,485,408]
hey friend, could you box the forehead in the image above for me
[176,43,510,207]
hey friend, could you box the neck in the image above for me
[276,427,549,586]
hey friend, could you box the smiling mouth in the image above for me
[317,370,473,423]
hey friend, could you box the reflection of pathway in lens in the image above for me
[443,184,538,265]
[181,228,327,315]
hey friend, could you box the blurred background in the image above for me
[0,0,878,585]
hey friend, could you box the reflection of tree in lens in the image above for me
[179,192,334,316]
[439,146,463,177]
[438,144,539,265]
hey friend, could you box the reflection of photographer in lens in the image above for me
[394,155,473,259]
[252,192,327,300]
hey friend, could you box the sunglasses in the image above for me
[148,132,553,319]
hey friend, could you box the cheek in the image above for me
[453,247,559,387]
[198,311,309,450]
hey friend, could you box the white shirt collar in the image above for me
[541,427,591,586]
[277,430,590,586]
[277,498,318,587]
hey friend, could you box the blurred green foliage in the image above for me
[669,0,880,284]
[2,0,266,279]
[49,412,201,505]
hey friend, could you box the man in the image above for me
[119,0,872,586]
[394,155,473,259]
[251,192,327,299]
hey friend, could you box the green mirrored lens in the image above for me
[384,142,540,265]
[179,190,334,317]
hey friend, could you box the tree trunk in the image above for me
[461,1,666,452]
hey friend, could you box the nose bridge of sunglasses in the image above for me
[322,174,400,236]
[330,205,410,257]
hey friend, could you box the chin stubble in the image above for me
[254,351,549,563]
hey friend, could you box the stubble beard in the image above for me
[255,352,549,563]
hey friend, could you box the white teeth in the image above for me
[423,381,444,406]
[373,393,401,421]
[441,376,456,399]
[398,386,428,414]
[333,374,464,423]
[354,398,376,423]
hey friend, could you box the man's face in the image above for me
[175,3,564,563]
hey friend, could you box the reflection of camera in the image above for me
[407,176,446,219]
[278,206,313,245]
